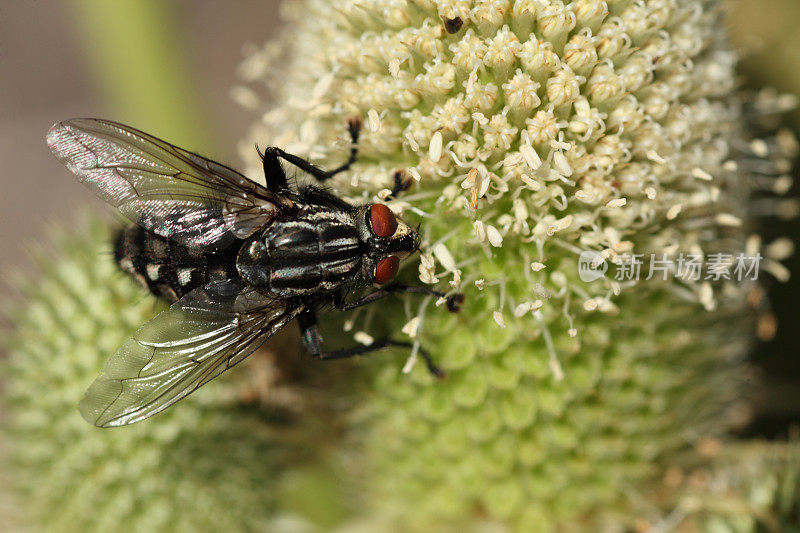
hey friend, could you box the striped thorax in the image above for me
[238,206,362,297]
[236,202,417,298]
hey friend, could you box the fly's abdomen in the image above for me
[115,225,240,302]
[265,216,361,297]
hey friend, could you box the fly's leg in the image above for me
[389,170,414,199]
[332,284,464,313]
[322,117,361,178]
[257,145,289,192]
[261,118,362,184]
[260,118,416,198]
[298,309,445,377]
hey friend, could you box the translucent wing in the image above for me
[79,281,302,427]
[47,118,292,250]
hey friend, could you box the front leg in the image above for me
[298,309,445,377]
[332,284,464,312]
[262,118,362,184]
[259,119,415,198]
[257,144,289,192]
[389,170,414,199]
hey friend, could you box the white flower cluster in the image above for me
[235,0,795,355]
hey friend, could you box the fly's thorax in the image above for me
[236,236,271,287]
[238,208,364,297]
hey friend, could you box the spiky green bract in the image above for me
[236,0,790,529]
[2,218,299,532]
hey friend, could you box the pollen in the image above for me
[401,317,421,338]
[492,311,506,329]
[354,331,374,345]
[486,225,503,247]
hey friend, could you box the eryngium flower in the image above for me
[235,0,797,529]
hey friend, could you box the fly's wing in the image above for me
[46,118,291,250]
[79,281,302,427]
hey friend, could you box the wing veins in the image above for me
[80,127,214,183]
[49,119,286,252]
[95,345,157,426]
[114,320,264,423]
[86,297,295,427]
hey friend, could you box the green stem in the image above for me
[69,0,213,150]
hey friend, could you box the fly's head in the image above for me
[355,203,419,285]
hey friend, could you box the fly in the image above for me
[47,118,462,427]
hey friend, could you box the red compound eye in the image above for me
[374,256,399,284]
[369,203,397,238]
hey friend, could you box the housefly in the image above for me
[47,118,462,427]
